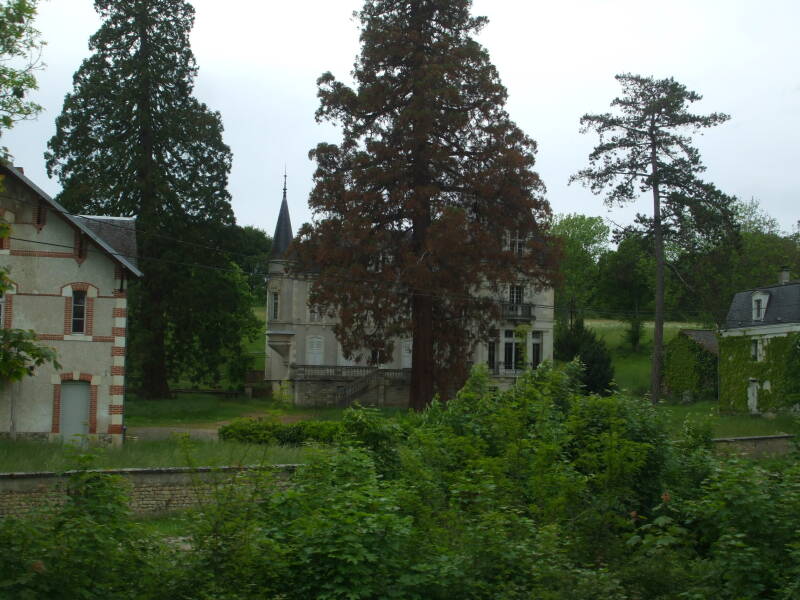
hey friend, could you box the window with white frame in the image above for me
[72,290,87,333]
[531,331,543,366]
[752,291,769,321]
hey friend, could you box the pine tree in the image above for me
[571,74,730,403]
[46,0,256,398]
[296,0,555,409]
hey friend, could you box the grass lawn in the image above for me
[658,400,800,438]
[125,393,276,427]
[0,438,307,473]
[586,319,702,396]
[125,392,411,428]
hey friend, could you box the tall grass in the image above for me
[0,438,307,473]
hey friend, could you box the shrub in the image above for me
[555,318,614,395]
[219,417,342,446]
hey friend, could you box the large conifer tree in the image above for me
[296,0,555,409]
[46,0,256,398]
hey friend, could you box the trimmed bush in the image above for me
[219,418,342,446]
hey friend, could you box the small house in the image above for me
[0,164,142,444]
[719,268,800,414]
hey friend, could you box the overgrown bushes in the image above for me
[4,365,800,599]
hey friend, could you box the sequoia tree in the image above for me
[45,0,257,397]
[571,74,730,402]
[296,0,555,410]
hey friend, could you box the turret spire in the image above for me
[272,170,293,259]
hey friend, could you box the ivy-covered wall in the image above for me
[719,332,800,413]
[664,334,717,403]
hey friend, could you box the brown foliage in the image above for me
[294,0,557,407]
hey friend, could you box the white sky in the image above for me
[4,0,799,238]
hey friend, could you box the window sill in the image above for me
[64,334,92,342]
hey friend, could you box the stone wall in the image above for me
[0,465,297,518]
[712,434,795,457]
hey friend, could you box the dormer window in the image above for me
[751,291,769,321]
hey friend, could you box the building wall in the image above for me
[1,178,130,444]
[719,325,800,414]
[265,257,556,406]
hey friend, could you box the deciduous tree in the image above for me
[571,74,730,402]
[0,0,42,153]
[45,0,257,397]
[296,0,556,409]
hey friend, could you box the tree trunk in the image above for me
[650,138,665,404]
[134,6,170,400]
[410,292,434,411]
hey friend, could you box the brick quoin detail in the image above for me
[37,334,64,341]
[89,386,98,433]
[108,424,123,435]
[112,308,128,318]
[113,289,127,298]
[112,327,126,337]
[51,387,61,433]
[109,404,124,415]
[112,346,126,356]
[10,249,73,259]
[92,336,114,343]
[63,296,73,335]
[86,297,94,336]
[110,385,125,396]
[111,366,125,376]
[2,295,11,328]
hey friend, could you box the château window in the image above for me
[509,284,524,305]
[0,291,5,326]
[309,305,322,322]
[72,290,87,334]
[271,292,279,320]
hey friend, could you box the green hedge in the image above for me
[219,418,343,446]
[663,333,717,403]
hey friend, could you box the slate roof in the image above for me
[1,163,143,277]
[679,329,719,355]
[271,180,293,259]
[724,282,800,329]
[74,216,139,268]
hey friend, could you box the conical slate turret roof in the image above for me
[271,174,293,259]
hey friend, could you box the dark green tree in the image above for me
[554,318,614,395]
[571,74,730,402]
[224,225,272,303]
[596,233,654,349]
[295,0,556,410]
[45,0,257,397]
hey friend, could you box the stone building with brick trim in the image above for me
[0,164,142,444]
[264,182,554,407]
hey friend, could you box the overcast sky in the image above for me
[4,0,799,239]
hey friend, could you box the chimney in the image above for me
[779,266,791,285]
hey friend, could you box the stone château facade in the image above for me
[264,182,554,407]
